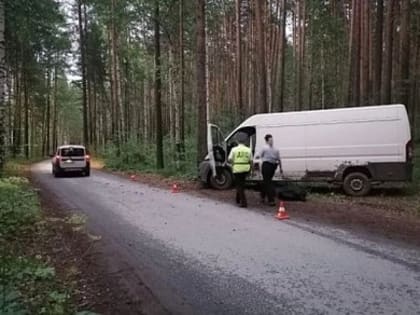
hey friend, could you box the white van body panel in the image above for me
[228,104,411,181]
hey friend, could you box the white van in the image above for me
[198,104,413,196]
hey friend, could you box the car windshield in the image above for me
[60,148,85,157]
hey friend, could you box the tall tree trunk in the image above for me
[196,0,207,163]
[109,0,123,149]
[24,71,29,159]
[143,79,149,143]
[91,76,97,148]
[265,1,271,113]
[45,68,51,155]
[373,0,384,104]
[412,32,420,139]
[136,80,143,142]
[123,58,129,142]
[52,62,58,151]
[297,0,306,110]
[269,0,280,112]
[108,28,116,139]
[13,65,21,155]
[154,1,164,169]
[168,49,175,152]
[177,0,185,160]
[254,0,268,113]
[360,0,370,105]
[382,0,395,104]
[6,66,12,149]
[0,0,5,171]
[115,41,124,145]
[348,0,361,106]
[278,0,286,112]
[399,0,410,108]
[321,39,326,109]
[77,0,89,145]
[236,0,243,116]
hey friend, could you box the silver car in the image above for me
[52,145,90,177]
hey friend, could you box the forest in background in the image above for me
[1,0,420,175]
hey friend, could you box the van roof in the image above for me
[238,104,406,128]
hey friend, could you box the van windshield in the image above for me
[227,127,256,154]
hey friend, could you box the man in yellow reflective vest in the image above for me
[228,133,253,208]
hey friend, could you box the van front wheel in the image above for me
[343,172,371,196]
[209,168,233,190]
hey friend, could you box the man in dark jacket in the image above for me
[259,134,283,206]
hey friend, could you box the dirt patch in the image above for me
[29,182,167,315]
[105,167,420,247]
[34,192,142,314]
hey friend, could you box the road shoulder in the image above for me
[99,165,420,248]
[31,175,169,315]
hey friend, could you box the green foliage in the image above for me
[211,109,243,135]
[304,0,348,108]
[0,177,86,314]
[5,0,71,158]
[0,288,26,315]
[0,256,72,315]
[0,178,39,238]
[57,81,84,144]
[102,136,198,178]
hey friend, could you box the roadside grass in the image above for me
[0,163,95,315]
[100,137,198,179]
[2,159,34,177]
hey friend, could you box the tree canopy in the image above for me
[1,0,420,172]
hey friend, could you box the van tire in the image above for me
[209,168,233,190]
[343,172,371,196]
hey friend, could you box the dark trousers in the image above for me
[234,172,248,206]
[261,162,277,203]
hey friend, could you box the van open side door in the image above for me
[207,124,226,177]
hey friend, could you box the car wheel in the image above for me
[209,168,233,190]
[343,172,371,196]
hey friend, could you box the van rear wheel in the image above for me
[209,168,233,190]
[343,172,371,196]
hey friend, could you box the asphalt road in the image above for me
[32,161,420,315]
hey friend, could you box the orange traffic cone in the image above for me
[275,201,290,220]
[171,183,180,193]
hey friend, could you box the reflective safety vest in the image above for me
[231,144,252,173]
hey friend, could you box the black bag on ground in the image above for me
[275,182,307,201]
